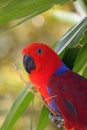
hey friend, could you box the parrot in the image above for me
[22,42,87,130]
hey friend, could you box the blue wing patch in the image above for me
[55,63,69,75]
[47,87,60,113]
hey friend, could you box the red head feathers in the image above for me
[22,42,62,95]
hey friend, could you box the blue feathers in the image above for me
[46,64,69,113]
[55,63,69,75]
[46,64,70,117]
[47,87,60,113]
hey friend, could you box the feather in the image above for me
[47,67,87,129]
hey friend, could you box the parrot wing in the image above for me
[47,69,87,129]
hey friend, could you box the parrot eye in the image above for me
[37,48,42,54]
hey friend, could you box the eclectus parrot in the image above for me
[22,42,87,130]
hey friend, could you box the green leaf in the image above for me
[36,105,50,130]
[0,0,69,25]
[83,66,87,78]
[73,42,87,78]
[1,87,34,130]
[0,0,11,8]
[53,16,87,54]
[79,30,87,45]
[62,46,81,69]
[77,0,87,14]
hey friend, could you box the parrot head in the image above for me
[22,42,62,88]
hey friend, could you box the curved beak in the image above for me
[23,54,36,74]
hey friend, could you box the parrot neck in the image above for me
[55,63,69,75]
[29,60,66,98]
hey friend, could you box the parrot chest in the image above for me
[47,68,87,128]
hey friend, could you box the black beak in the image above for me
[23,54,36,74]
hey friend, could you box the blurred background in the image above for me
[0,1,86,130]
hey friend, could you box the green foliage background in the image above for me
[0,0,87,130]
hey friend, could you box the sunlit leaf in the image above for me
[36,105,50,130]
[83,66,87,78]
[0,0,12,8]
[73,42,87,78]
[1,87,34,130]
[53,16,87,54]
[0,0,70,25]
[79,30,87,45]
[76,0,87,14]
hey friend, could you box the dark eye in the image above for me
[37,48,42,54]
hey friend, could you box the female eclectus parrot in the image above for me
[22,42,87,130]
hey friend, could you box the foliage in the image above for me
[0,0,87,130]
[1,87,34,130]
[0,0,77,26]
[1,17,87,130]
[36,105,50,130]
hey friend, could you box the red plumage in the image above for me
[48,70,87,129]
[22,42,87,130]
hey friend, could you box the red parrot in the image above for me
[22,42,87,130]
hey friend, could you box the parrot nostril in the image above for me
[23,54,36,74]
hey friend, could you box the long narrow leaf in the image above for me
[1,87,34,130]
[54,16,87,54]
[62,47,80,69]
[73,42,87,77]
[0,0,69,25]
[36,105,50,130]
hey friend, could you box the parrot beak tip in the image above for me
[23,54,36,74]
